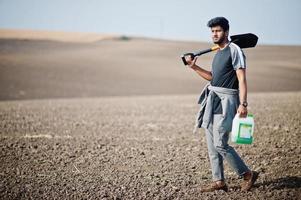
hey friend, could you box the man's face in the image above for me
[211,26,228,44]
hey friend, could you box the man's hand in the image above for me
[185,55,198,68]
[237,104,248,118]
[185,55,213,81]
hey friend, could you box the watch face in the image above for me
[242,102,248,107]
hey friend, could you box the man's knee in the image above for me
[214,143,233,157]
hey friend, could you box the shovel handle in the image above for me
[181,46,219,65]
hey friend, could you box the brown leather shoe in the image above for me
[200,181,228,192]
[241,171,259,191]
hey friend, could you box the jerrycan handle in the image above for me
[235,113,254,118]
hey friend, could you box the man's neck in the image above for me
[218,39,229,49]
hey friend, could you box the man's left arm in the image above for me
[236,68,248,118]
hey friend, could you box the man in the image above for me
[186,17,259,192]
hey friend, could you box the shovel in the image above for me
[181,33,258,65]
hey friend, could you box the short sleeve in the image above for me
[230,43,246,70]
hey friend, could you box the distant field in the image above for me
[0,29,301,101]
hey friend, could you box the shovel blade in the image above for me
[230,33,258,48]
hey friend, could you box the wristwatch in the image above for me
[241,101,248,107]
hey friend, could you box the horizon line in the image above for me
[0,28,300,47]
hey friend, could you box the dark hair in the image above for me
[207,17,229,31]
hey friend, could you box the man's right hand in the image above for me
[185,56,213,81]
[186,55,198,68]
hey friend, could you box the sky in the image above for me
[0,0,300,45]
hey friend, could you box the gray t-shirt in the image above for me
[211,43,246,114]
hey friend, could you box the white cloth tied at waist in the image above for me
[193,84,239,134]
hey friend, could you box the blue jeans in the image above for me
[205,114,250,181]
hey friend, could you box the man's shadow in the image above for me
[255,176,301,190]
